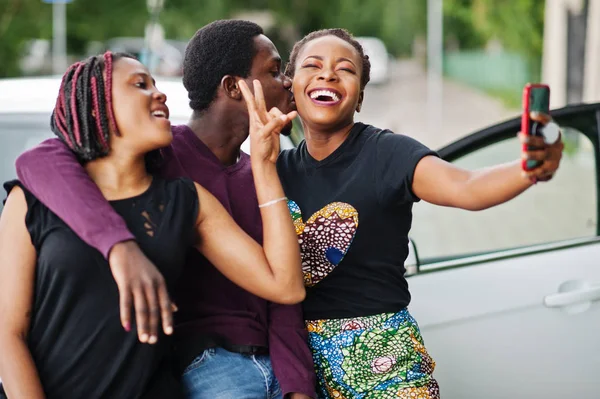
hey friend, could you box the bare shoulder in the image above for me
[191,182,224,225]
[2,184,28,218]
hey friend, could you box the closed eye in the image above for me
[301,64,319,69]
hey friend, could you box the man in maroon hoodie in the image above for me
[15,20,315,399]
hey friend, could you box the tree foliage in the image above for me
[443,0,545,73]
[0,0,51,77]
[1,0,544,78]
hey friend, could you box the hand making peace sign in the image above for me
[238,79,298,164]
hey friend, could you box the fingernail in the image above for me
[279,115,287,121]
[165,326,173,335]
[124,322,130,332]
[148,335,157,344]
[140,333,148,343]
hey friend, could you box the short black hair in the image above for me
[285,28,371,90]
[183,20,264,112]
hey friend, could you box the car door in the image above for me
[406,103,600,399]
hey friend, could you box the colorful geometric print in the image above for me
[287,200,359,287]
[306,310,440,399]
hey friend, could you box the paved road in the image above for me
[356,59,519,149]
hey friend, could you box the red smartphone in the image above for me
[521,83,550,171]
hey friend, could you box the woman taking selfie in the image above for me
[275,28,564,398]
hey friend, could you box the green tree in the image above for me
[0,0,51,77]
[0,0,152,77]
[266,0,426,58]
[1,0,545,79]
[443,0,489,49]
[443,0,545,76]
[476,0,545,77]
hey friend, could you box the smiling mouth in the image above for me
[309,89,341,103]
[151,110,169,119]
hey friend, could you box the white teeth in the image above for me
[310,90,340,102]
[152,110,167,118]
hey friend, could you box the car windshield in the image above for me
[0,112,53,212]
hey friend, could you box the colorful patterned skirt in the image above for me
[306,309,440,399]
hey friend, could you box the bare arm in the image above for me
[413,129,564,211]
[194,79,303,304]
[0,187,45,398]
[412,157,531,211]
[193,170,304,304]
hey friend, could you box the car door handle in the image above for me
[544,286,600,308]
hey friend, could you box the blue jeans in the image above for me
[181,347,283,399]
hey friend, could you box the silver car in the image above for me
[407,103,600,398]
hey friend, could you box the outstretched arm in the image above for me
[0,187,45,398]
[413,115,564,211]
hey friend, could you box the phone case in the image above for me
[521,83,550,171]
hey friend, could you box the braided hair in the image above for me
[51,51,135,162]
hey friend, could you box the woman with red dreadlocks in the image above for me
[0,52,303,398]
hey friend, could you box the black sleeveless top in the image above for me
[1,177,198,399]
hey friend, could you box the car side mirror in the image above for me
[405,238,420,277]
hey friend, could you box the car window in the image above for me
[410,124,597,264]
[0,113,52,212]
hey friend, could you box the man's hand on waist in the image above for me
[109,240,176,344]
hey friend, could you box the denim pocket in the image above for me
[182,348,214,376]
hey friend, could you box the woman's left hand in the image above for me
[519,112,565,183]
